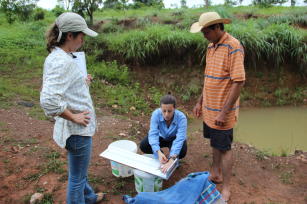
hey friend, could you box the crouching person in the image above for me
[140,94,187,173]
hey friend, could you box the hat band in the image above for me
[56,30,62,42]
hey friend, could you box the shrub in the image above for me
[88,61,130,85]
[33,8,45,21]
[52,5,65,17]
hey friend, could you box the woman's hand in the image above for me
[86,74,93,85]
[160,159,175,173]
[157,150,168,164]
[72,111,91,126]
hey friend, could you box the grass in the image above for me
[28,106,48,120]
[255,149,271,160]
[38,193,54,204]
[23,151,66,183]
[91,24,205,65]
[85,15,307,76]
[0,6,306,114]
[88,175,105,184]
[279,171,293,184]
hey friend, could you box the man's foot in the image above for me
[209,174,223,184]
[221,188,231,202]
[96,192,105,203]
[210,167,223,184]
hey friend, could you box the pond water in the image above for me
[188,107,307,155]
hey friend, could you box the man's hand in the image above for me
[214,111,227,127]
[157,150,168,164]
[72,111,91,126]
[193,102,202,118]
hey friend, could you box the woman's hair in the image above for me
[160,93,176,108]
[45,23,81,53]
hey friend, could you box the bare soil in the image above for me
[0,106,306,204]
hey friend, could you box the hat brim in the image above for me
[83,28,98,37]
[190,18,231,33]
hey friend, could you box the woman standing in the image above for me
[40,12,104,204]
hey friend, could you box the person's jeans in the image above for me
[65,135,97,204]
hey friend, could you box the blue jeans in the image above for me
[65,135,97,204]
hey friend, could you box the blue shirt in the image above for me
[148,108,187,158]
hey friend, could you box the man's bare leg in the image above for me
[221,149,233,202]
[209,148,223,183]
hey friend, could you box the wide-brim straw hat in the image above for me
[190,12,231,33]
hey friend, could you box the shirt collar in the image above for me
[54,46,74,58]
[209,32,229,48]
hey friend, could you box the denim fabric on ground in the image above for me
[123,171,221,204]
[66,135,97,204]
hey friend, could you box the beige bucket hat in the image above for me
[55,12,98,42]
[190,12,231,33]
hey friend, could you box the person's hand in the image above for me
[193,102,202,118]
[215,111,227,127]
[157,150,168,164]
[160,159,175,173]
[86,74,93,85]
[72,111,91,126]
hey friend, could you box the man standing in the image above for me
[190,12,245,202]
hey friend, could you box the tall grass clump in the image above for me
[262,23,307,75]
[227,20,306,76]
[96,25,205,65]
[267,14,307,27]
[227,20,270,69]
[213,6,233,19]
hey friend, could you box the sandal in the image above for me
[96,192,106,203]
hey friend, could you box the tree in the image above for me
[133,0,164,7]
[103,0,127,9]
[72,0,103,25]
[253,0,287,7]
[252,0,272,7]
[52,5,65,17]
[57,0,73,10]
[0,0,38,23]
[180,0,187,8]
[290,0,296,6]
[204,0,212,7]
[272,0,287,5]
[224,0,237,6]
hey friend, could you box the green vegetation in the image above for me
[23,151,65,182]
[37,193,54,204]
[0,5,306,114]
[279,171,293,184]
[255,149,271,160]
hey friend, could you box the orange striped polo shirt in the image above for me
[202,32,245,130]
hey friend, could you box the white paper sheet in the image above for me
[72,52,87,78]
[100,146,178,180]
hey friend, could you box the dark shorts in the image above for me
[203,123,233,151]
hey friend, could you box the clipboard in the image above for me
[100,146,178,180]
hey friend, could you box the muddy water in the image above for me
[188,107,307,155]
